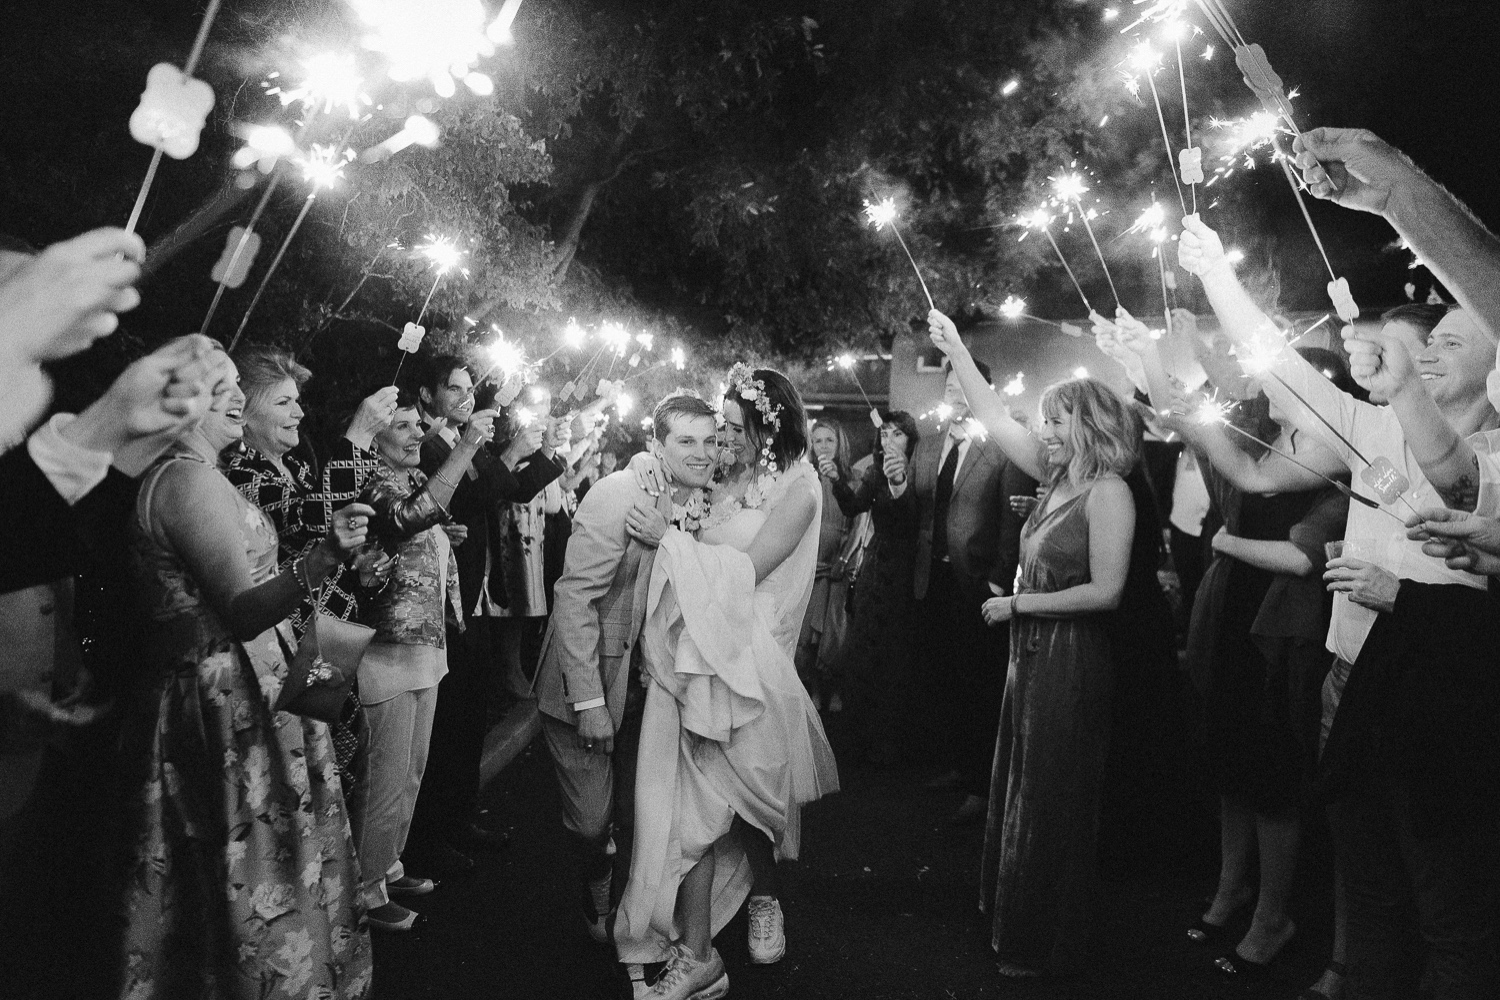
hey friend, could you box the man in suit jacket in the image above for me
[889,358,1035,820]
[534,393,718,943]
[404,354,564,872]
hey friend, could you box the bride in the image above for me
[615,366,840,1000]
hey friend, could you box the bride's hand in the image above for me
[628,451,666,497]
[625,503,669,547]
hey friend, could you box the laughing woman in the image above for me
[928,309,1137,977]
[121,346,374,999]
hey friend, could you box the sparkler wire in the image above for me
[889,223,935,310]
[1144,71,1189,216]
[1041,227,1093,313]
[228,192,317,351]
[1074,208,1121,310]
[123,0,223,236]
[200,170,284,337]
[1216,422,1400,521]
[1173,36,1198,215]
[1274,139,1338,282]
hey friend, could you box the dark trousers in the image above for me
[1329,756,1500,1000]
[408,621,490,847]
[918,560,1006,798]
[1168,524,1205,635]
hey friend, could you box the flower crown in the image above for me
[726,362,784,474]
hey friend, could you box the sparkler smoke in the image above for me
[863,197,935,310]
[228,145,352,350]
[1051,174,1120,310]
[124,0,223,236]
[269,52,369,119]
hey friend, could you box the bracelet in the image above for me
[431,472,458,493]
[293,555,315,596]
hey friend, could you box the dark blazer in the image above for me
[0,446,85,596]
[419,434,563,613]
[894,423,1034,599]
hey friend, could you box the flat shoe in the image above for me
[387,875,437,898]
[366,901,423,932]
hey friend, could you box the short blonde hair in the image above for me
[1038,377,1140,487]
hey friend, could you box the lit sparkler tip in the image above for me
[999,295,1026,320]
[1235,334,1288,375]
[562,318,585,348]
[862,197,898,230]
[1128,201,1167,237]
[1002,373,1026,397]
[1072,366,1090,380]
[416,235,465,274]
[1050,173,1089,203]
[1191,395,1233,426]
[486,336,525,376]
[1128,41,1162,73]
[276,51,369,120]
[299,144,353,190]
[1021,208,1054,231]
[1224,248,1245,265]
[600,321,631,355]
[671,346,687,371]
[835,353,856,370]
[615,392,635,417]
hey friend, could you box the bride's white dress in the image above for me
[614,461,840,964]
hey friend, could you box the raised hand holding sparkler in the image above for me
[863,197,934,310]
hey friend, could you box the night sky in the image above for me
[3,0,1499,323]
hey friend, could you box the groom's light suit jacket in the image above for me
[535,470,675,730]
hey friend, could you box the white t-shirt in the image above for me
[1263,354,1487,664]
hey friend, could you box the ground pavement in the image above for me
[375,721,1337,1000]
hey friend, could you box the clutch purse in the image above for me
[275,608,375,726]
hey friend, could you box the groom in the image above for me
[535,392,720,945]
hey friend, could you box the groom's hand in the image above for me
[575,706,615,755]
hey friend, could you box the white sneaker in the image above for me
[747,896,786,964]
[648,944,728,1000]
[585,873,612,944]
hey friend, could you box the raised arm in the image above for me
[745,474,819,584]
[155,461,367,641]
[1179,214,1363,464]
[1293,128,1500,340]
[1345,326,1482,510]
[926,309,1047,482]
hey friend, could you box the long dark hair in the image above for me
[726,367,808,469]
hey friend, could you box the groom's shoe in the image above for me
[747,896,786,964]
[647,944,728,1000]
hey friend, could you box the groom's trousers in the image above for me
[541,682,645,910]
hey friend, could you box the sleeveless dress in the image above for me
[120,455,372,1000]
[615,462,840,964]
[980,483,1115,971]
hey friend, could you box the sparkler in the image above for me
[1002,373,1026,397]
[124,0,223,236]
[1128,202,1175,337]
[834,353,883,427]
[349,0,519,98]
[228,145,352,350]
[267,51,370,120]
[1050,174,1120,310]
[1020,208,1093,314]
[1127,42,1189,216]
[1185,395,1402,521]
[362,115,442,163]
[863,197,935,310]
[412,235,467,328]
[996,293,1081,335]
[199,170,285,338]
[482,335,526,383]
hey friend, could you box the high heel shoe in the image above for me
[1298,961,1346,1000]
[1213,920,1296,979]
[1186,890,1254,945]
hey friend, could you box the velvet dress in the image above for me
[980,482,1115,971]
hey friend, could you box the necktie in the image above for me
[931,440,960,562]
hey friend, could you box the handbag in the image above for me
[275,583,375,725]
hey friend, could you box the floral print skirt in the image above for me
[119,627,372,1000]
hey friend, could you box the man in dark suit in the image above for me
[889,356,1035,822]
[403,354,564,875]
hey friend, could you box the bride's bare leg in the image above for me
[677,850,716,958]
[735,816,780,898]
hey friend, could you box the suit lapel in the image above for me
[951,435,996,496]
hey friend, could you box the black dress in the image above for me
[831,460,920,763]
[1188,465,1330,813]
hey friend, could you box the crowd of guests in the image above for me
[2,122,1499,1000]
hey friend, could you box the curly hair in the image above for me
[1038,377,1140,487]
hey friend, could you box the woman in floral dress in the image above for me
[120,351,374,999]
